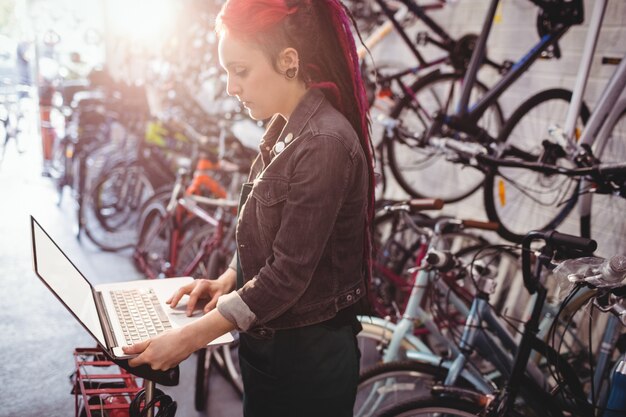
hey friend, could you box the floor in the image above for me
[0,119,242,416]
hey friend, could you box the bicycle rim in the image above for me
[194,348,212,411]
[357,321,421,371]
[375,395,482,417]
[134,195,171,278]
[176,219,220,278]
[386,71,503,202]
[83,162,154,251]
[356,362,458,417]
[484,89,588,243]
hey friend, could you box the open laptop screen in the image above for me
[31,218,106,347]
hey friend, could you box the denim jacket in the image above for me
[217,88,368,336]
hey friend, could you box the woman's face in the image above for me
[218,31,291,120]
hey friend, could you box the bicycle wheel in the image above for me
[48,136,69,205]
[355,361,474,417]
[375,396,483,417]
[208,338,244,398]
[176,219,221,278]
[194,347,213,412]
[82,160,155,251]
[133,190,172,278]
[586,105,626,257]
[371,208,487,320]
[194,249,232,411]
[357,319,422,371]
[386,71,504,202]
[484,88,590,243]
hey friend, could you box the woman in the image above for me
[124,0,375,415]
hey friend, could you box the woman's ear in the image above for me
[277,47,299,74]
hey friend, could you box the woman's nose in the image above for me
[226,78,240,97]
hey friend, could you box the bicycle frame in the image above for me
[485,234,599,416]
[176,196,237,277]
[366,0,451,63]
[577,56,626,236]
[440,0,572,136]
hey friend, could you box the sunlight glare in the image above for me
[108,0,174,42]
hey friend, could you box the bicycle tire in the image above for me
[357,319,422,371]
[483,88,590,243]
[48,135,69,204]
[209,340,244,397]
[194,346,213,412]
[386,70,504,202]
[133,190,172,278]
[376,389,560,417]
[355,361,474,417]
[82,159,155,251]
[584,105,626,257]
[194,251,227,411]
[176,218,221,278]
[375,396,483,417]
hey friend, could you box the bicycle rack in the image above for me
[72,347,162,417]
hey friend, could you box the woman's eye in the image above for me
[234,68,248,77]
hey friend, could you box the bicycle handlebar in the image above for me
[383,198,444,213]
[478,153,626,177]
[408,198,444,211]
[461,219,499,231]
[521,230,597,294]
[540,230,598,253]
[432,136,626,178]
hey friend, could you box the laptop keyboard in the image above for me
[110,288,173,345]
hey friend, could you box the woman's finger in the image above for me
[167,282,196,307]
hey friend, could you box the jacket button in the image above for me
[239,244,245,248]
[259,330,267,336]
[356,289,361,295]
[346,295,353,301]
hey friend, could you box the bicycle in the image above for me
[132,116,249,279]
[354,209,539,414]
[354,0,510,200]
[368,197,495,320]
[381,0,583,202]
[481,0,626,255]
[376,233,626,417]
[355,220,610,416]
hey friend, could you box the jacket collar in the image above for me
[258,88,326,165]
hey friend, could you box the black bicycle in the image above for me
[377,231,626,417]
[383,0,583,202]
[354,0,512,200]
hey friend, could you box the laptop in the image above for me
[30,216,234,359]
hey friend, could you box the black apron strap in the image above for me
[236,182,254,290]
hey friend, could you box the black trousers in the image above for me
[239,322,360,417]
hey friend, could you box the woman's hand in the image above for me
[124,327,195,371]
[167,269,237,316]
[123,309,236,371]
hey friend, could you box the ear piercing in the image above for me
[285,67,298,79]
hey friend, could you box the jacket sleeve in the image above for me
[218,134,357,330]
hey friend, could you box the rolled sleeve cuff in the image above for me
[216,291,256,331]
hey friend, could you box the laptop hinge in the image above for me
[94,290,119,350]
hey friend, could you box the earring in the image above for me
[285,67,297,79]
